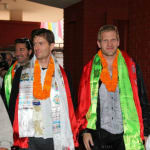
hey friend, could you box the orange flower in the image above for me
[12,61,18,79]
[98,50,119,92]
[33,57,54,100]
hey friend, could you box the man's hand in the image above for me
[145,136,148,143]
[0,148,8,150]
[144,136,148,148]
[83,133,94,150]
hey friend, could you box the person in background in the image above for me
[0,95,13,150]
[14,38,33,66]
[76,24,150,150]
[0,54,6,90]
[1,38,32,150]
[5,53,14,68]
[11,28,78,150]
[0,53,9,80]
[1,38,32,110]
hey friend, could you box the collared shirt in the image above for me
[99,83,124,134]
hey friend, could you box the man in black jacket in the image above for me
[76,24,150,150]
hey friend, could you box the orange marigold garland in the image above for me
[12,61,18,79]
[98,50,119,92]
[33,57,54,100]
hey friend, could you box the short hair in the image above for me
[97,25,120,41]
[31,28,55,45]
[15,38,32,50]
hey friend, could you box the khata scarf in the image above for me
[87,50,144,149]
[13,55,75,150]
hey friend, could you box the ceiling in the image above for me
[0,0,64,22]
[0,0,81,22]
[28,0,81,9]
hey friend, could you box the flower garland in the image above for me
[12,61,18,79]
[33,57,54,100]
[98,49,119,92]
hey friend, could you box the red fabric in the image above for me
[121,51,144,140]
[60,66,79,147]
[13,95,29,148]
[76,58,94,131]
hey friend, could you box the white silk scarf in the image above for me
[18,55,75,150]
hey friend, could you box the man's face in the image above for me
[97,31,120,57]
[33,36,54,61]
[15,43,31,65]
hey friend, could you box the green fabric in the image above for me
[87,50,144,149]
[4,65,13,107]
[118,52,144,150]
[86,54,101,129]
